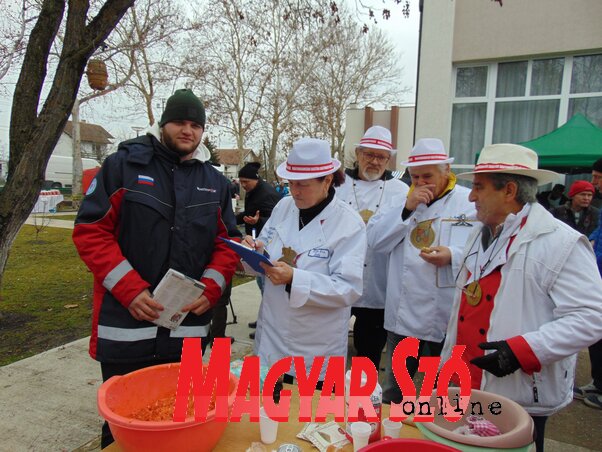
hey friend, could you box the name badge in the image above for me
[308,248,329,259]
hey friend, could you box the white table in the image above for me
[32,190,64,214]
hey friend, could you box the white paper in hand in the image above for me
[152,269,205,330]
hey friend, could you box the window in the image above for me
[569,96,602,128]
[450,104,486,164]
[496,61,527,97]
[451,54,602,163]
[456,67,487,97]
[493,100,559,144]
[531,58,563,96]
[571,54,602,93]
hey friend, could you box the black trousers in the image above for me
[589,338,602,390]
[210,282,232,341]
[352,307,388,371]
[531,415,548,452]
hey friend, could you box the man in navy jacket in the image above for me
[73,89,241,447]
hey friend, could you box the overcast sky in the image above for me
[0,1,420,157]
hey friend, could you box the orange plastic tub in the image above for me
[97,362,239,452]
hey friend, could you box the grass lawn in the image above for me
[0,225,252,367]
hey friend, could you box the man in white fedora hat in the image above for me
[368,138,476,403]
[441,143,602,452]
[336,125,409,372]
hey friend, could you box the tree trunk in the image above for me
[0,0,134,289]
[71,98,83,196]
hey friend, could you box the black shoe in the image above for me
[248,321,257,329]
[249,332,255,340]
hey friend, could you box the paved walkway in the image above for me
[25,215,77,230]
[0,281,261,452]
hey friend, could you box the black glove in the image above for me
[470,341,521,377]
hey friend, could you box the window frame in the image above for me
[451,53,602,160]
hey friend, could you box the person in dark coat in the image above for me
[537,183,567,210]
[236,161,281,338]
[552,180,599,236]
[236,162,281,236]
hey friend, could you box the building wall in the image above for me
[52,134,73,157]
[51,133,104,161]
[343,107,366,167]
[416,0,602,155]
[453,0,602,63]
[344,106,415,169]
[414,0,456,149]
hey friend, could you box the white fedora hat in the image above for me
[402,138,454,167]
[355,126,396,154]
[457,144,558,185]
[277,138,341,180]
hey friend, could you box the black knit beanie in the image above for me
[239,162,261,180]
[593,158,602,173]
[159,89,206,127]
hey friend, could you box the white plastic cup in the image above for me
[259,406,278,444]
[382,417,403,438]
[350,421,371,451]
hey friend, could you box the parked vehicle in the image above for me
[45,155,100,188]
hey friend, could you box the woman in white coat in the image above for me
[242,138,366,384]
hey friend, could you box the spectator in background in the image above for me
[574,159,602,410]
[276,180,289,197]
[236,162,281,236]
[536,183,567,210]
[591,158,602,209]
[231,177,240,198]
[552,180,599,236]
[336,126,409,371]
[236,161,281,339]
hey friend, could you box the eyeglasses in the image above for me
[360,151,389,163]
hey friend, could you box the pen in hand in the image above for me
[251,228,257,249]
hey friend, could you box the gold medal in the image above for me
[464,281,482,306]
[359,209,374,223]
[278,246,298,267]
[410,219,435,249]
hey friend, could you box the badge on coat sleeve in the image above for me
[278,247,298,267]
[359,209,374,223]
[410,219,435,249]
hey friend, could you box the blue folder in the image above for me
[219,237,273,274]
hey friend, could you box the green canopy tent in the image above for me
[519,114,602,172]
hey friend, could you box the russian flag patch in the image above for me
[138,175,154,186]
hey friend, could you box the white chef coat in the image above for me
[367,185,476,342]
[336,172,409,309]
[248,195,366,380]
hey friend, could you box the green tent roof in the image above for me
[519,114,602,170]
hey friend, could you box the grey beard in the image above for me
[361,169,383,182]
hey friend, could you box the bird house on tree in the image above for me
[86,59,108,90]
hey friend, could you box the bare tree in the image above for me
[255,0,341,180]
[298,15,409,164]
[186,0,273,162]
[0,0,134,287]
[70,0,185,195]
[111,0,189,126]
[0,0,38,89]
